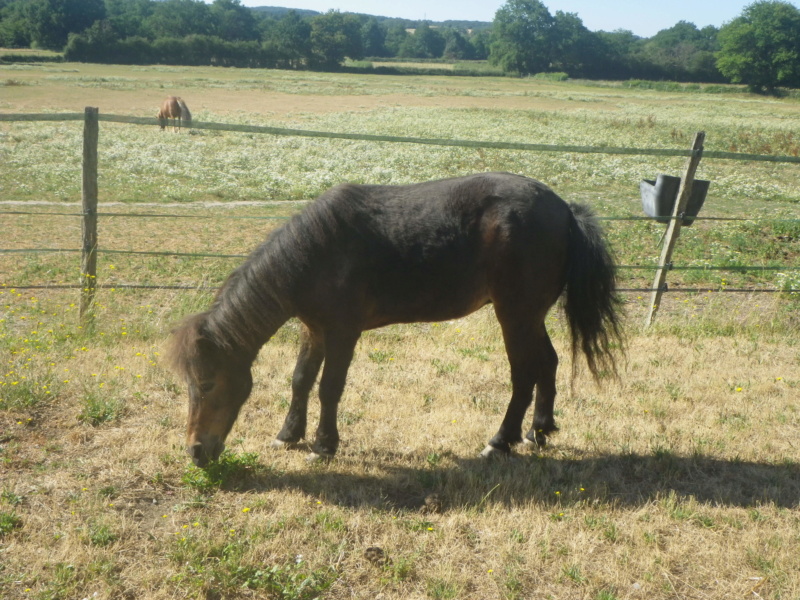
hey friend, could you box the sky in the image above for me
[229,0,800,38]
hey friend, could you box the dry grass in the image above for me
[2,293,799,600]
[1,63,799,600]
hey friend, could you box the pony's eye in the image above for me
[199,381,215,394]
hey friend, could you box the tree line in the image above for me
[1,0,799,91]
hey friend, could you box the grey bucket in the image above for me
[640,174,710,226]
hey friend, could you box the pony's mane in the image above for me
[167,184,372,380]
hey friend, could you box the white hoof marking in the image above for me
[306,452,329,463]
[479,444,503,458]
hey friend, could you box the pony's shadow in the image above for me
[225,446,800,511]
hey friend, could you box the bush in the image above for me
[532,71,569,81]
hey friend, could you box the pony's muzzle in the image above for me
[188,438,224,468]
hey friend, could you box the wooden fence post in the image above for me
[80,107,99,325]
[645,131,705,327]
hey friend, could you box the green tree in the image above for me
[399,23,445,58]
[489,0,555,75]
[104,0,154,39]
[550,11,597,76]
[468,29,492,60]
[0,0,32,47]
[308,10,363,69]
[384,23,409,56]
[261,10,311,68]
[210,0,259,41]
[641,21,722,81]
[146,0,212,39]
[591,29,644,78]
[442,28,473,60]
[25,0,105,50]
[361,18,387,57]
[717,0,800,91]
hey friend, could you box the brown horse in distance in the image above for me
[158,96,192,132]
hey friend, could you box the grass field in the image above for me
[1,62,800,600]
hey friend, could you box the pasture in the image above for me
[1,62,800,600]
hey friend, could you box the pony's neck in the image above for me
[207,262,292,359]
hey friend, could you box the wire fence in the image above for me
[1,111,799,298]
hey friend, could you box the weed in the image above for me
[1,489,23,506]
[98,485,117,499]
[457,346,492,361]
[314,511,347,533]
[431,358,458,375]
[563,564,587,585]
[86,522,118,547]
[78,392,123,426]
[502,568,525,600]
[0,511,22,536]
[169,534,336,600]
[381,554,414,583]
[181,450,264,494]
[0,376,56,411]
[368,349,393,363]
[427,578,461,600]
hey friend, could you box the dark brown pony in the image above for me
[157,96,192,132]
[168,172,623,468]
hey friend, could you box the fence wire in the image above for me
[4,283,798,294]
[4,111,800,164]
[1,112,798,297]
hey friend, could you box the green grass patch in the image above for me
[181,450,267,494]
[0,511,22,536]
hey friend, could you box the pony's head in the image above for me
[177,99,192,127]
[167,313,253,467]
[157,110,166,130]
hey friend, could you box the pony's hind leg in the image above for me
[482,306,558,457]
[524,333,559,448]
[273,324,325,448]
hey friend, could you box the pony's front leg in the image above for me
[273,325,324,448]
[308,331,359,460]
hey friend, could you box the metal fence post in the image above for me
[645,131,705,327]
[80,107,99,325]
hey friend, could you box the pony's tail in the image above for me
[563,202,624,379]
[177,99,192,126]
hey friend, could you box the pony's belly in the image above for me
[364,289,492,329]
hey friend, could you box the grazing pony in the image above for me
[168,172,623,468]
[157,96,192,132]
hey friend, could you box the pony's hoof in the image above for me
[272,439,303,450]
[479,444,509,459]
[525,431,548,449]
[306,452,333,463]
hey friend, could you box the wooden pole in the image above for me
[80,107,99,325]
[645,131,705,327]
